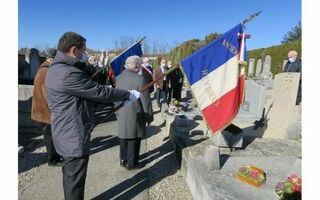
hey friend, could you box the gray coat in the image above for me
[46,51,130,157]
[116,70,153,139]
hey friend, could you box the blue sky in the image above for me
[18,0,301,51]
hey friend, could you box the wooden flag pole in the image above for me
[94,66,179,125]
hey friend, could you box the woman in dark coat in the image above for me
[116,56,154,169]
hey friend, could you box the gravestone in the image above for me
[210,130,244,148]
[261,55,273,79]
[263,73,301,139]
[234,79,274,124]
[248,58,255,77]
[29,48,40,80]
[255,58,262,78]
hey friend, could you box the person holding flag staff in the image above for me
[45,32,141,200]
[116,55,153,170]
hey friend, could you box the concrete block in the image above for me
[287,158,301,178]
[186,156,297,200]
[203,145,220,170]
[263,73,301,139]
[210,131,244,148]
[286,122,301,139]
[18,85,34,112]
[230,138,301,157]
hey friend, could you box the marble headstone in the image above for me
[248,58,255,77]
[263,73,301,139]
[261,55,273,79]
[255,58,262,78]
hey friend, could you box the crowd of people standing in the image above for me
[31,31,185,200]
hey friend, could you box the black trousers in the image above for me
[167,86,173,103]
[172,84,183,101]
[156,83,168,108]
[119,138,141,167]
[42,123,61,164]
[62,156,89,200]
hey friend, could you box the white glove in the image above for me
[128,90,141,101]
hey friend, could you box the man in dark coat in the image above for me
[167,62,184,102]
[31,49,63,166]
[45,32,141,200]
[139,57,154,93]
[283,50,302,104]
[116,55,153,169]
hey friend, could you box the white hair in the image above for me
[125,55,143,71]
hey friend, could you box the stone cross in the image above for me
[248,58,255,77]
[255,58,262,78]
[261,55,273,79]
[263,73,301,139]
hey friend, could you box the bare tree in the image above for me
[113,39,119,50]
[142,38,150,55]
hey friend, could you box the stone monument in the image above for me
[261,55,273,79]
[247,58,255,77]
[255,58,262,78]
[263,73,301,139]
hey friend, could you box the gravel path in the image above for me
[18,140,47,194]
[18,98,193,199]
[146,100,193,200]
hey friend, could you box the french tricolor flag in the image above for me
[181,24,248,133]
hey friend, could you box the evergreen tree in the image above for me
[205,33,220,44]
[281,21,301,44]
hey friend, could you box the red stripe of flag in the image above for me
[202,75,244,132]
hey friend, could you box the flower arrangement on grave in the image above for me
[236,165,266,188]
[168,99,182,114]
[173,99,181,106]
[275,174,301,200]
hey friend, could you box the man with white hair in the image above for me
[284,50,302,104]
[284,50,301,72]
[116,55,153,169]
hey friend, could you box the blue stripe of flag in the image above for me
[110,42,143,76]
[181,24,244,85]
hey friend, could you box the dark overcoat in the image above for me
[116,69,154,139]
[46,51,130,157]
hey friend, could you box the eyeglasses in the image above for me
[77,47,86,52]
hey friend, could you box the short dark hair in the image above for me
[47,49,57,58]
[57,32,86,53]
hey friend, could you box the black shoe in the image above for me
[124,163,136,170]
[120,159,127,167]
[125,162,144,170]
